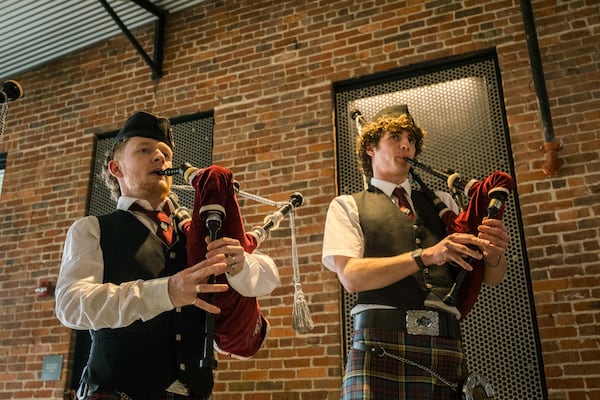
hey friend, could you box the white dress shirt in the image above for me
[321,177,459,272]
[55,196,280,330]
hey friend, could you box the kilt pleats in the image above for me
[341,328,467,400]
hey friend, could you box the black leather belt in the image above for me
[79,388,132,400]
[79,387,189,400]
[353,308,461,339]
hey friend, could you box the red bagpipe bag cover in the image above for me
[444,171,514,318]
[182,165,266,358]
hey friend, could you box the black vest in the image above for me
[352,187,456,309]
[85,210,213,400]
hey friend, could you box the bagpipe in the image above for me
[404,157,514,318]
[159,163,313,369]
[351,108,514,319]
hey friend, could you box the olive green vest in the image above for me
[352,187,456,309]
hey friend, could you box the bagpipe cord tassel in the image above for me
[289,209,315,334]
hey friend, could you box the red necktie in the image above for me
[130,203,173,246]
[392,186,415,222]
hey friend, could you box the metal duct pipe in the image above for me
[520,0,562,176]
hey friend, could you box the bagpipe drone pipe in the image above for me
[160,163,311,369]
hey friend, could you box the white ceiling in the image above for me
[0,0,207,81]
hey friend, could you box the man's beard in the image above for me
[129,174,171,199]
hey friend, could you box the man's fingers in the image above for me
[205,236,240,250]
[188,256,227,274]
[451,257,474,271]
[194,283,228,294]
[446,235,486,258]
[191,297,222,314]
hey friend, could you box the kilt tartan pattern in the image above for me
[342,328,467,400]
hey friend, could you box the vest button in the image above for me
[175,334,182,341]
[426,283,433,289]
[179,363,186,371]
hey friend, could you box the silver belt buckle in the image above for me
[406,310,440,336]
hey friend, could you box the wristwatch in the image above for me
[411,248,427,270]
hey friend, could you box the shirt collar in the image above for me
[117,196,172,213]
[370,177,412,197]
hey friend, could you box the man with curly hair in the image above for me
[322,105,510,399]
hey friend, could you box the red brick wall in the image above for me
[0,1,598,399]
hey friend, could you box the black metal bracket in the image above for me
[98,0,167,80]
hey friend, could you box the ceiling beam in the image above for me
[98,0,167,80]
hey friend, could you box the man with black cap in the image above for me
[55,111,280,400]
[322,105,510,399]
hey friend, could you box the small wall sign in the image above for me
[41,354,63,381]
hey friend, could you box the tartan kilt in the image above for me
[342,328,467,400]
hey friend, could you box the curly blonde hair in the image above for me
[356,113,426,181]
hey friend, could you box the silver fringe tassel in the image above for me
[289,209,314,333]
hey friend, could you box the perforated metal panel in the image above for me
[333,52,547,399]
[89,112,214,216]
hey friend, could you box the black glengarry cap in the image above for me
[373,104,410,120]
[373,104,419,133]
[114,111,174,149]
